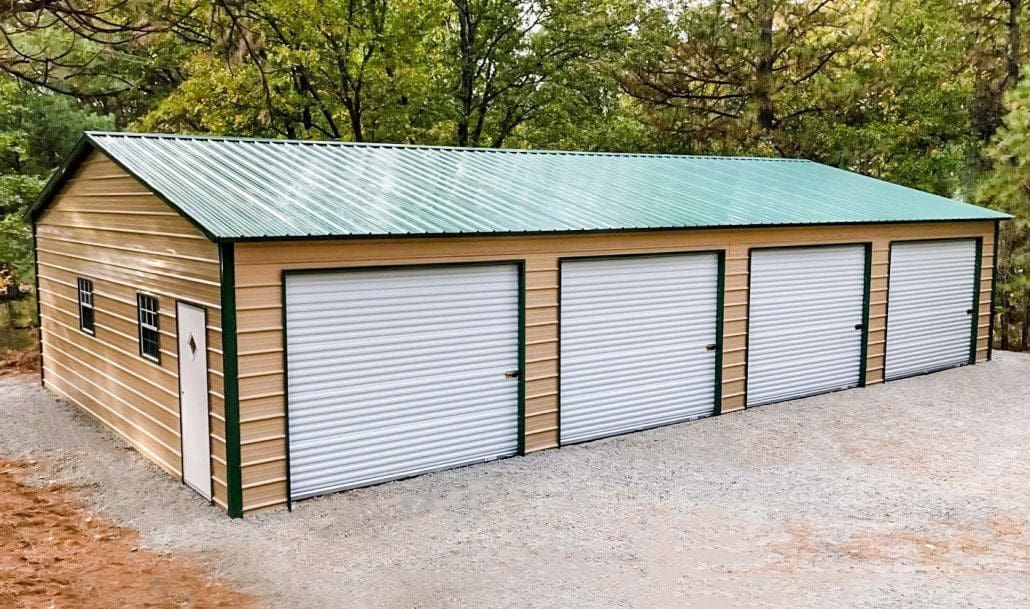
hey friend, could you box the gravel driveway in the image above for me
[1,353,1028,609]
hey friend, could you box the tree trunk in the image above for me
[349,99,364,142]
[754,0,776,131]
[454,0,476,147]
[1007,0,1022,86]
[1001,306,1010,350]
[1022,295,1029,351]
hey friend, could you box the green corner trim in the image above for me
[32,220,44,387]
[969,238,983,364]
[742,249,754,408]
[714,251,726,414]
[858,244,873,386]
[219,243,243,518]
[517,262,527,455]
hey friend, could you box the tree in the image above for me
[793,0,977,196]
[0,0,206,121]
[141,0,448,141]
[621,0,872,155]
[140,0,638,147]
[443,0,635,147]
[977,71,1030,349]
[0,79,114,281]
[960,0,1026,144]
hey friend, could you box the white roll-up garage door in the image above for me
[747,245,867,407]
[284,264,520,500]
[885,239,978,380]
[560,253,719,444]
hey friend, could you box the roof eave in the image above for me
[222,215,1012,242]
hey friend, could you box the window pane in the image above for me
[137,294,160,361]
[81,307,94,333]
[77,278,94,334]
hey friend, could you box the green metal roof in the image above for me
[32,131,1009,241]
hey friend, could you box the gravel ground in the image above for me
[1,353,1028,609]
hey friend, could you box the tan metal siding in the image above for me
[978,239,994,362]
[233,220,995,514]
[35,151,227,510]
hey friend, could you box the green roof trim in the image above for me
[30,131,1010,241]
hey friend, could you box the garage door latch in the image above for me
[505,370,521,379]
[705,343,718,351]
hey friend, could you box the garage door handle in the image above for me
[504,370,521,379]
[854,323,864,330]
[966,308,974,315]
[705,343,718,351]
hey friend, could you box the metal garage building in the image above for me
[29,132,1008,517]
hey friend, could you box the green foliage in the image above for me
[142,0,449,141]
[0,214,32,281]
[0,0,197,116]
[622,0,873,155]
[0,173,43,219]
[979,74,1030,221]
[139,0,638,147]
[977,71,1030,348]
[795,0,977,196]
[0,79,114,284]
[0,86,115,177]
[139,57,285,137]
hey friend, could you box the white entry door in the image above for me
[285,264,520,500]
[560,253,720,444]
[176,301,211,500]
[885,239,978,380]
[747,245,867,407]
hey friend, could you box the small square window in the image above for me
[77,278,94,335]
[137,293,160,363]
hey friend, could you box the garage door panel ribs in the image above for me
[560,253,719,445]
[746,245,867,407]
[284,264,520,500]
[885,239,977,380]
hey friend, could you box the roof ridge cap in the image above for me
[85,131,809,162]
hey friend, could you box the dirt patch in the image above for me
[0,460,256,609]
[0,346,39,376]
[772,516,1028,568]
[0,330,39,376]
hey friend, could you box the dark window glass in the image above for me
[137,294,160,362]
[77,278,94,335]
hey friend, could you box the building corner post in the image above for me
[219,242,244,518]
[30,220,44,387]
[714,250,725,414]
[858,243,873,386]
[969,238,984,365]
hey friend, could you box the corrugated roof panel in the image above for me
[77,132,1007,240]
